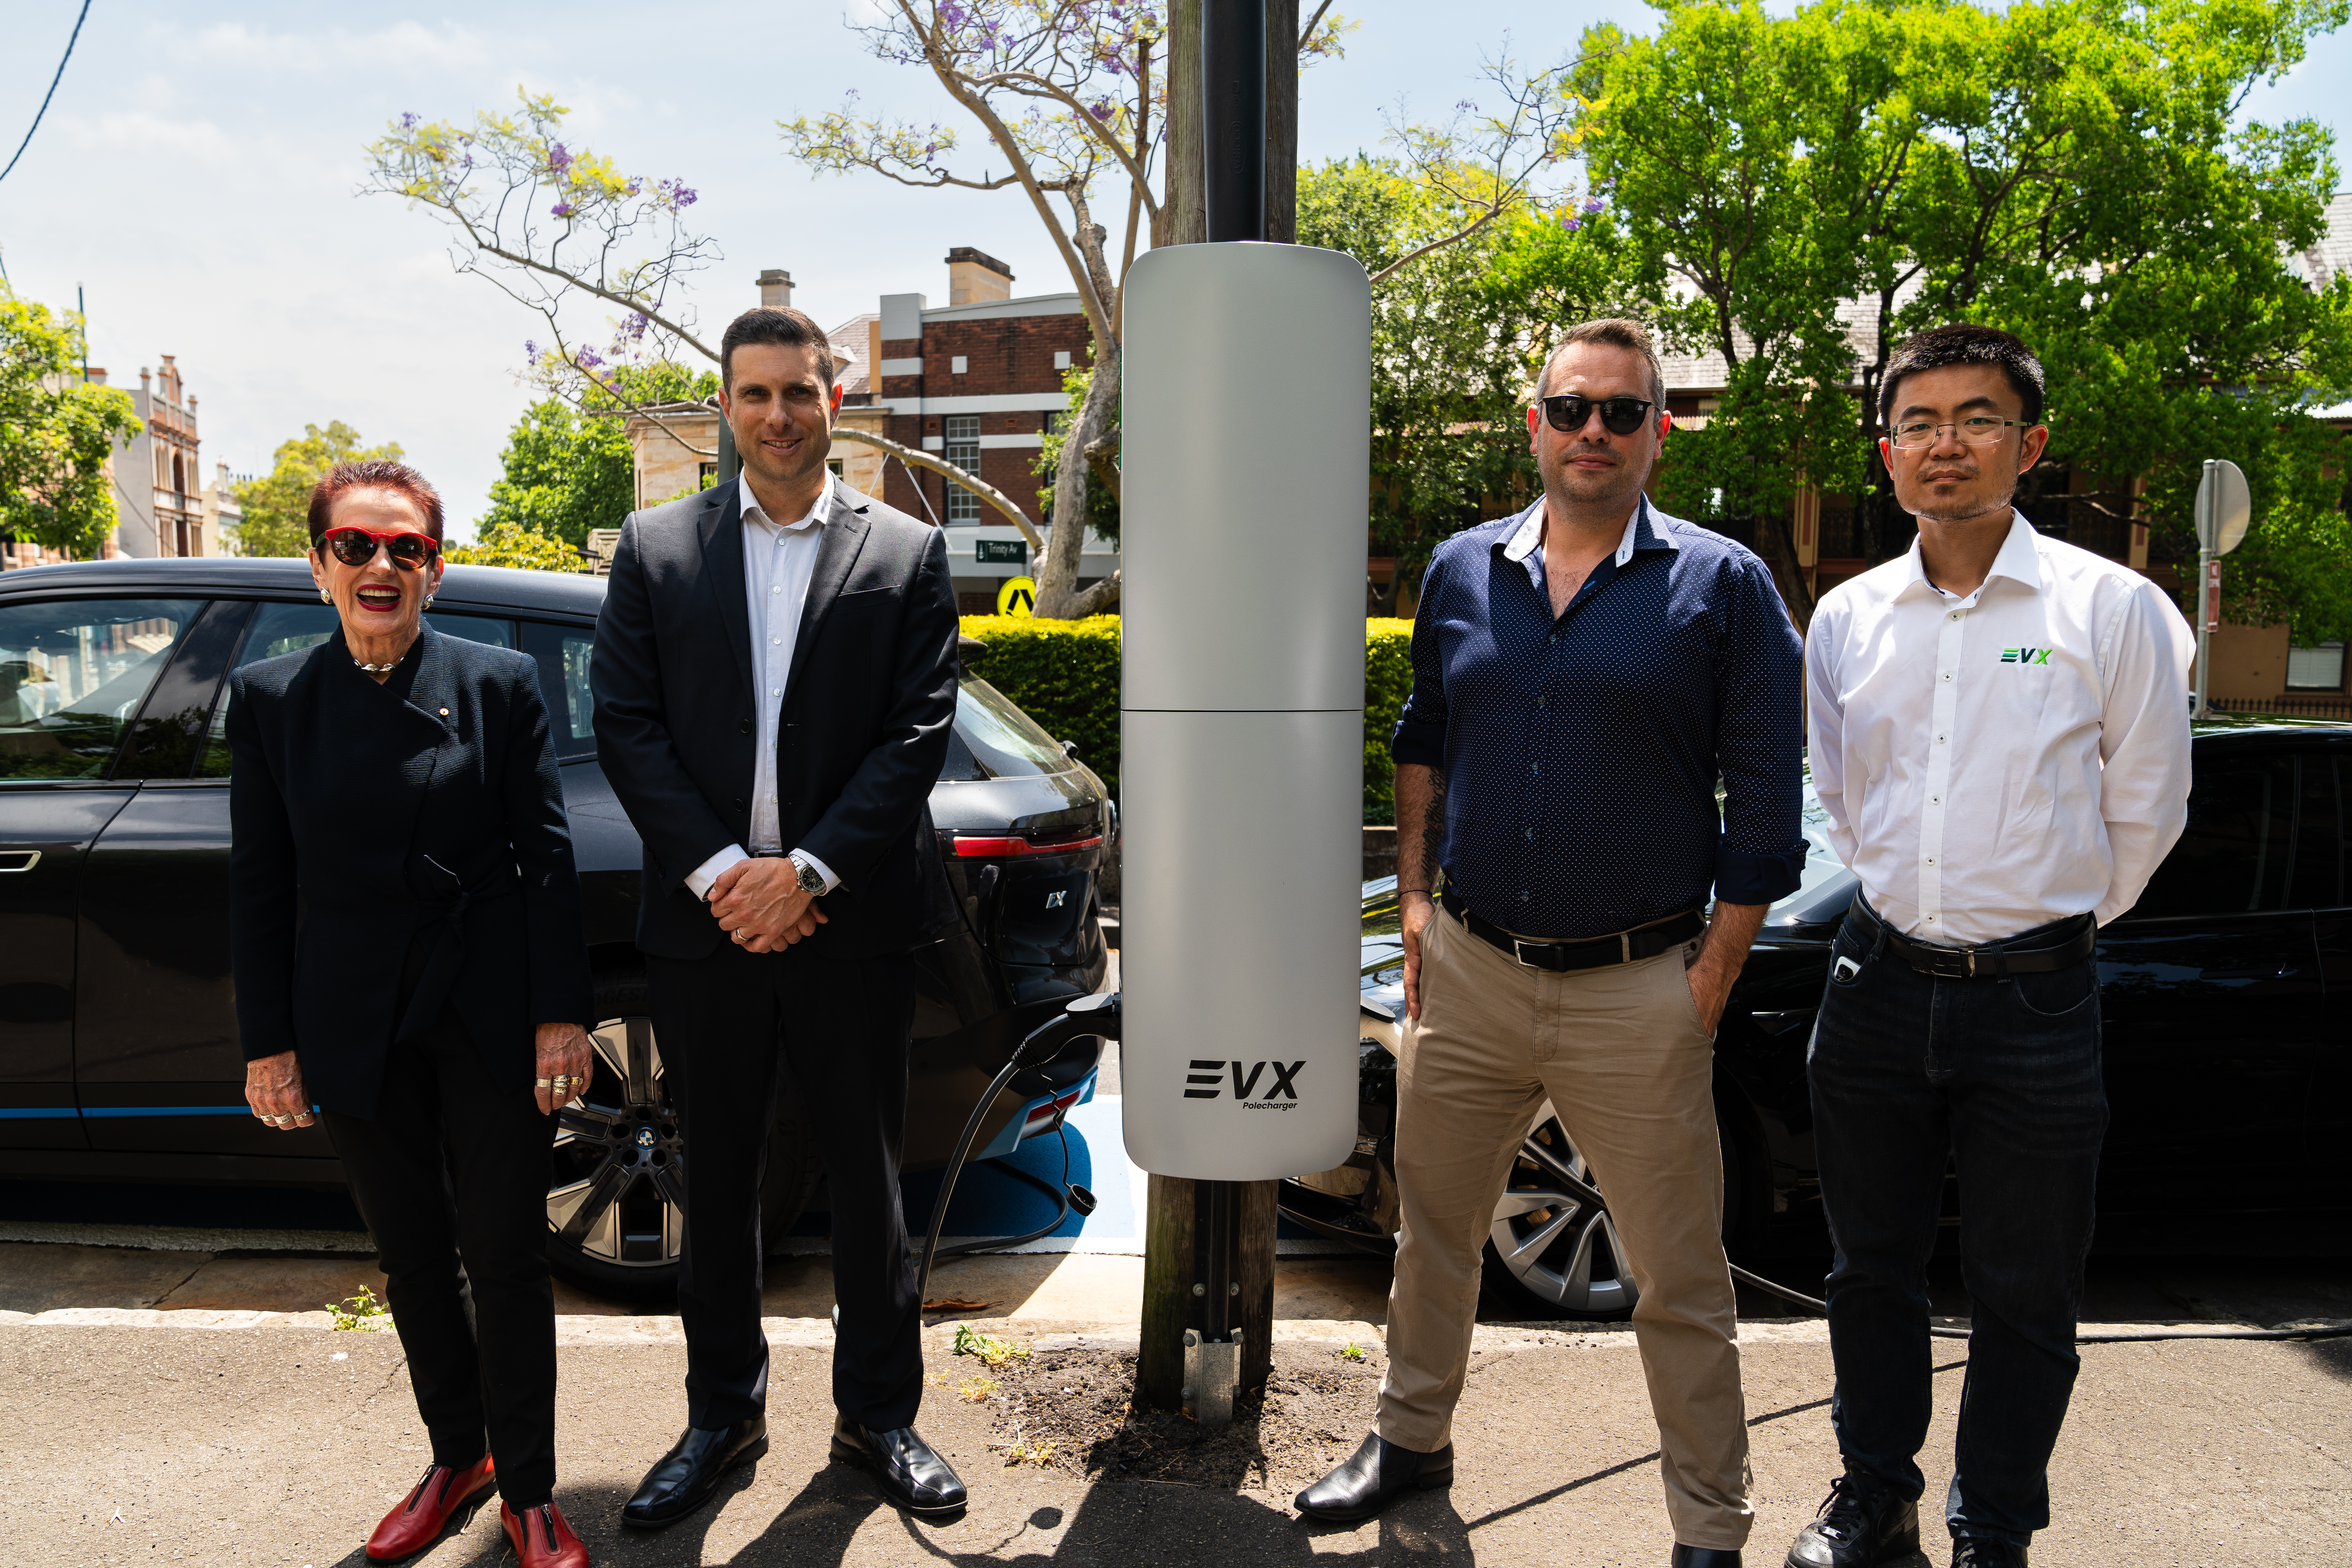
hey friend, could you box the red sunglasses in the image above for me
[321,526,440,571]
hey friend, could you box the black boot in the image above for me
[1784,1465,1920,1567]
[1293,1432,1454,1523]
[1672,1547,1744,1566]
[621,1418,768,1529]
[1950,1539,2027,1567]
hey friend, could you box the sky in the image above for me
[1,0,2346,541]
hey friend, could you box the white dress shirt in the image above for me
[1805,512,2194,944]
[683,475,841,900]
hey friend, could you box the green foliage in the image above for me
[958,615,1122,792]
[482,364,717,548]
[960,614,1421,819]
[0,286,142,558]
[1036,364,1117,542]
[233,423,404,558]
[443,520,583,572]
[1363,620,1416,824]
[327,1286,389,1331]
[1298,157,1634,589]
[950,1322,1031,1367]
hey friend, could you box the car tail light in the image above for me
[1024,1089,1083,1127]
[952,833,1105,858]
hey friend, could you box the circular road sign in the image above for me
[2196,459,2253,557]
[995,576,1037,618]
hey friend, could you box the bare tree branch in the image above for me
[828,427,1046,552]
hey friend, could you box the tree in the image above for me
[482,366,716,547]
[0,285,141,560]
[231,422,404,557]
[443,519,585,571]
[363,92,1045,567]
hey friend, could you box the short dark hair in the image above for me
[307,459,444,547]
[1879,323,2045,428]
[721,306,838,391]
[1535,317,1666,408]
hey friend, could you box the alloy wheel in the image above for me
[545,1015,686,1271]
[1487,1101,1637,1317]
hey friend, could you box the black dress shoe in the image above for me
[1785,1466,1920,1567]
[830,1415,968,1516]
[1950,1539,2027,1567]
[621,1418,769,1529]
[1293,1432,1454,1522]
[1672,1549,1744,1567]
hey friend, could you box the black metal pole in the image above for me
[1202,0,1266,244]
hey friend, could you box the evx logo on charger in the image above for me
[1183,1059,1306,1109]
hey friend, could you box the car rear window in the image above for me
[0,598,204,781]
[955,678,1071,778]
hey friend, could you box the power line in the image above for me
[0,0,95,186]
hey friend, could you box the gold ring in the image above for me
[535,1078,554,1087]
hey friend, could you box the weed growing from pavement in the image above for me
[958,1376,1000,1403]
[328,1287,389,1331]
[952,1323,1031,1368]
[1339,1343,1367,1362]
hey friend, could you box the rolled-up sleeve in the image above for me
[1712,556,1808,904]
[2093,578,2194,924]
[1389,554,1450,770]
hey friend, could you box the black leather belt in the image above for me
[1845,893,2095,979]
[1440,891,1705,974]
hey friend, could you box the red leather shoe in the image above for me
[501,1499,591,1567]
[366,1456,496,1561]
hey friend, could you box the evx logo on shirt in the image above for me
[1184,1059,1305,1108]
[2000,647,2053,666]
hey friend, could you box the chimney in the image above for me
[758,268,794,309]
[945,247,1014,306]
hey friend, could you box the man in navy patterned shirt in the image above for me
[1294,318,1806,1567]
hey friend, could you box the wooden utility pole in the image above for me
[1134,0,1303,1415]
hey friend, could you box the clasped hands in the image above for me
[709,856,828,954]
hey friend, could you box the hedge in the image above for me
[959,615,1421,822]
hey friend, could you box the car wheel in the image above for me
[1478,1095,1751,1322]
[544,972,820,1294]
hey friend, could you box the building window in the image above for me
[951,355,969,375]
[698,462,718,491]
[944,415,981,523]
[826,458,844,478]
[2287,642,2346,691]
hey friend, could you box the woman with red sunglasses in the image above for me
[225,459,597,1568]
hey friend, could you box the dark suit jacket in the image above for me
[226,624,596,1118]
[590,475,960,961]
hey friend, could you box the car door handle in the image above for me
[0,851,40,873]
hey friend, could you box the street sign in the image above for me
[2205,560,2222,632]
[2196,459,2252,557]
[976,539,1027,565]
[995,576,1036,617]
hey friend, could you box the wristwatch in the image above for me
[787,850,827,895]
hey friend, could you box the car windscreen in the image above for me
[0,598,204,781]
[955,678,1073,778]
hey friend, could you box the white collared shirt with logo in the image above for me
[682,474,840,900]
[1804,512,2193,945]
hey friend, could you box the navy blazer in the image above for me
[591,475,960,961]
[226,623,596,1118]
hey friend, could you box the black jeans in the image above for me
[322,1008,559,1506]
[648,939,922,1432]
[1807,897,2108,1548]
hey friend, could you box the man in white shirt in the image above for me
[1786,325,2192,1568]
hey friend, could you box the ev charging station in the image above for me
[1117,0,1372,1422]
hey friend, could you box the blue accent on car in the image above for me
[0,1108,80,1120]
[80,1106,279,1118]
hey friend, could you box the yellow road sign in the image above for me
[996,576,1036,618]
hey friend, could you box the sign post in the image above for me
[2192,458,2252,718]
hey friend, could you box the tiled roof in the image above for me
[2301,191,2352,290]
[829,311,878,395]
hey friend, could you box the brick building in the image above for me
[863,247,1119,612]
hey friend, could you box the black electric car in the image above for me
[0,558,1114,1290]
[1290,721,2352,1318]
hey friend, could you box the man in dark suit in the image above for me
[591,305,965,1525]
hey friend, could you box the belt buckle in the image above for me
[1511,938,1543,969]
[1920,945,1972,979]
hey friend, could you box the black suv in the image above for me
[0,558,1115,1289]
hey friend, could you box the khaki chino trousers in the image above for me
[1376,905,1753,1550]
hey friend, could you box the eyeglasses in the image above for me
[1886,416,2033,450]
[321,527,440,570]
[1538,394,1656,436]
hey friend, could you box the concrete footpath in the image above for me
[2,1309,2344,1568]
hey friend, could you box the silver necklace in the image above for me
[353,658,403,673]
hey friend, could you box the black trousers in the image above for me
[649,939,923,1431]
[322,1008,559,1506]
[1808,900,2108,1547]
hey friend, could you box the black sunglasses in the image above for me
[1539,393,1656,436]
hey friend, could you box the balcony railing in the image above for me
[2210,694,2352,720]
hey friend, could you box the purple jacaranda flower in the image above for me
[551,202,575,217]
[1561,215,1583,231]
[624,177,642,197]
[525,339,539,359]
[1088,100,1112,119]
[577,348,605,369]
[400,111,420,129]
[548,141,572,177]
[942,1,967,26]
[1582,195,1606,214]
